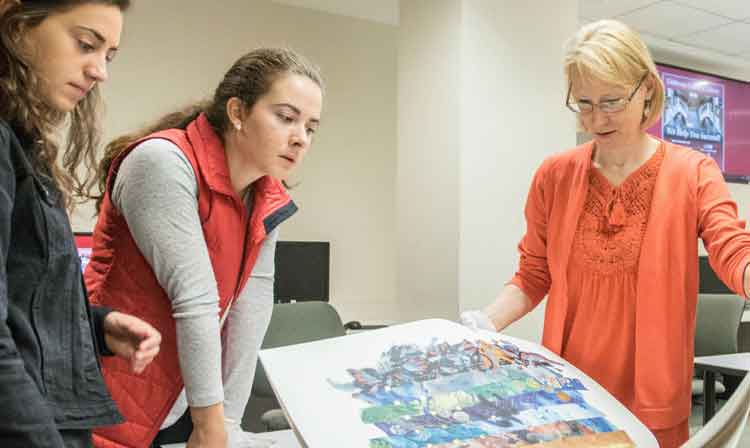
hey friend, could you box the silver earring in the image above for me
[234,122,242,131]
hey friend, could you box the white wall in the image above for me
[71,0,399,325]
[395,0,577,342]
[396,0,462,323]
[458,0,578,342]
[270,0,400,26]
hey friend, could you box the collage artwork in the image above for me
[329,338,635,448]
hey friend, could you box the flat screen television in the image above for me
[73,232,93,273]
[274,241,330,303]
[648,63,750,183]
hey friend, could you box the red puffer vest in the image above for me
[85,113,296,448]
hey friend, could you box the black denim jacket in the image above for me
[0,120,122,446]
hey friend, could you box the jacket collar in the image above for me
[186,113,297,235]
[186,113,237,198]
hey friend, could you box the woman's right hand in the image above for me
[460,284,534,333]
[460,310,497,332]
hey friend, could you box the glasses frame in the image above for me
[566,73,649,114]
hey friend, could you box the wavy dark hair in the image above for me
[94,47,324,212]
[0,0,131,210]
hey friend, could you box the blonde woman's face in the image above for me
[571,74,652,150]
[23,3,123,113]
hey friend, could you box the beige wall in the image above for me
[457,0,578,342]
[396,0,462,323]
[71,0,399,325]
[395,0,577,342]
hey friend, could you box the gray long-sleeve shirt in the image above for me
[112,138,275,426]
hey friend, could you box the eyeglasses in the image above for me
[566,73,648,114]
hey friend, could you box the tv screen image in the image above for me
[649,64,750,183]
[661,72,724,164]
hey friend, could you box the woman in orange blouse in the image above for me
[461,19,750,448]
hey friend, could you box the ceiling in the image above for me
[580,1,750,66]
[271,0,749,78]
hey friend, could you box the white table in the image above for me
[161,429,301,448]
[694,353,750,424]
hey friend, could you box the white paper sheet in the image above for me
[260,319,658,447]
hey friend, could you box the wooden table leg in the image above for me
[703,370,716,425]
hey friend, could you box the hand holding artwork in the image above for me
[467,284,534,333]
[459,310,497,332]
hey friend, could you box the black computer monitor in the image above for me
[699,255,732,294]
[274,241,330,303]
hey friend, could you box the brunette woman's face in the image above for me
[236,73,323,181]
[23,3,123,113]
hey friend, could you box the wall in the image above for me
[457,0,578,342]
[395,0,577,342]
[396,0,462,323]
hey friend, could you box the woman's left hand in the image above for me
[103,311,161,373]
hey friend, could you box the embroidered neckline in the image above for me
[591,143,665,193]
[571,144,665,275]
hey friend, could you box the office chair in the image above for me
[692,294,745,399]
[243,302,346,432]
[682,370,750,447]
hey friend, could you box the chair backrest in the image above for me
[694,294,745,357]
[681,371,750,447]
[252,302,346,398]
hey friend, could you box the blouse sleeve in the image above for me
[508,160,553,306]
[697,156,750,298]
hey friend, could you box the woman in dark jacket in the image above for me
[0,1,161,446]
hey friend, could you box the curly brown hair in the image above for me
[95,47,324,212]
[0,0,131,210]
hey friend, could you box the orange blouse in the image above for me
[509,140,750,430]
[563,146,664,412]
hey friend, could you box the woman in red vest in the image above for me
[461,20,750,447]
[0,1,161,446]
[85,48,324,448]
